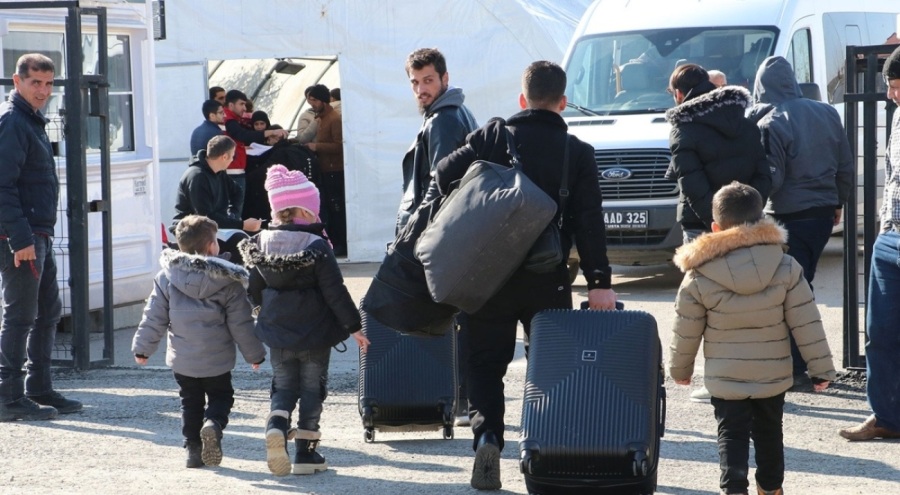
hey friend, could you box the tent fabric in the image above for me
[155,0,591,261]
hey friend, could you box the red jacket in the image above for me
[222,107,265,173]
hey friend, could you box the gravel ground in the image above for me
[2,256,899,494]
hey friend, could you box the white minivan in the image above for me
[563,0,899,265]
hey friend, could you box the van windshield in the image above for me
[563,27,778,116]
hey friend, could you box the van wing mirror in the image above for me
[799,83,822,101]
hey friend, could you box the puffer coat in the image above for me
[239,223,361,351]
[132,249,266,378]
[668,218,836,399]
[665,86,772,229]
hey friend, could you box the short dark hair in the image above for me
[201,99,222,120]
[669,63,714,101]
[225,89,248,105]
[712,181,763,229]
[209,86,225,100]
[522,61,566,108]
[17,53,55,79]
[405,48,447,77]
[330,87,341,101]
[206,135,235,159]
[175,215,218,254]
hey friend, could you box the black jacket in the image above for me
[433,109,611,290]
[239,223,361,350]
[172,150,244,230]
[397,87,477,231]
[0,91,59,250]
[665,86,771,229]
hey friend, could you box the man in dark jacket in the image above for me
[173,135,262,264]
[189,99,225,156]
[399,48,479,428]
[665,64,771,242]
[749,56,853,385]
[397,48,478,232]
[432,61,617,491]
[0,53,82,422]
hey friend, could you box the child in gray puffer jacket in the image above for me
[132,215,266,469]
[238,165,369,477]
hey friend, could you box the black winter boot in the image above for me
[292,430,327,475]
[185,441,203,468]
[199,419,223,467]
[265,410,294,476]
[471,430,502,490]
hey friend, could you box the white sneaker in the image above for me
[690,386,712,403]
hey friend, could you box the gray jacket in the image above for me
[132,249,266,378]
[397,86,477,231]
[748,56,853,217]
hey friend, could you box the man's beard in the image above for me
[418,84,448,115]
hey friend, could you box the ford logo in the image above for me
[601,168,633,180]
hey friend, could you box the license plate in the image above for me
[604,210,648,229]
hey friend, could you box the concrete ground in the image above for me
[1,237,898,494]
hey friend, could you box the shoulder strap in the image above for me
[557,136,571,229]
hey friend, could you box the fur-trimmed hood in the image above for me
[665,86,753,138]
[160,248,249,299]
[673,218,788,294]
[238,228,331,291]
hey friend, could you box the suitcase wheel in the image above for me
[364,428,375,443]
[519,451,534,475]
[632,451,649,477]
[442,425,454,440]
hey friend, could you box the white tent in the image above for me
[155,0,590,261]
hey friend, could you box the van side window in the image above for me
[787,29,813,84]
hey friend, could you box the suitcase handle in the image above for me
[579,300,624,310]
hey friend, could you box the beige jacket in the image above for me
[668,218,836,399]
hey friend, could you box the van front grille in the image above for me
[605,229,670,246]
[595,149,678,200]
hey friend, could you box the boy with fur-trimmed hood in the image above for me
[668,181,835,495]
[132,215,266,469]
[238,164,368,477]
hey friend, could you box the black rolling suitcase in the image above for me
[519,308,665,495]
[358,303,457,442]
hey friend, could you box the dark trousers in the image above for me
[0,235,61,403]
[773,215,833,376]
[173,371,234,444]
[319,171,346,254]
[711,393,786,494]
[465,266,572,451]
[456,313,470,416]
[219,231,250,266]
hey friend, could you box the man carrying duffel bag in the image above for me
[429,60,617,491]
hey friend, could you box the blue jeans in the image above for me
[0,235,61,404]
[173,371,234,443]
[776,216,834,376]
[865,231,900,431]
[269,346,330,432]
[711,393,786,494]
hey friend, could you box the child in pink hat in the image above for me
[237,164,369,477]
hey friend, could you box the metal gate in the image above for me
[842,43,898,370]
[0,1,114,369]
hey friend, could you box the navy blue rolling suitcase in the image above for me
[358,303,457,442]
[519,308,665,495]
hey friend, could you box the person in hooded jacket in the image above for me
[670,182,835,495]
[238,165,369,477]
[747,56,853,387]
[665,63,772,244]
[397,47,478,233]
[132,215,267,469]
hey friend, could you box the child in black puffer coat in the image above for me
[238,164,369,477]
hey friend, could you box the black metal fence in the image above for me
[843,43,898,370]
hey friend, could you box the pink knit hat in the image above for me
[265,164,320,219]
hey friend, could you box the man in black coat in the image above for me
[432,61,617,490]
[173,135,261,264]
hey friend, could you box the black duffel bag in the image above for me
[361,196,458,337]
